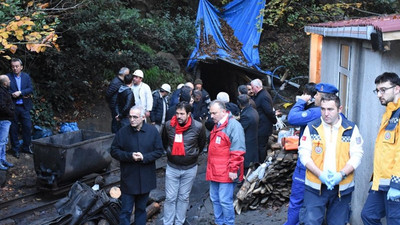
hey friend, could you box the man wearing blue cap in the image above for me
[284,82,338,225]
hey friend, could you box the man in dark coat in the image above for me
[111,106,164,225]
[115,74,135,130]
[0,75,14,170]
[251,78,277,163]
[237,94,259,173]
[151,83,171,133]
[106,67,129,133]
[6,58,33,158]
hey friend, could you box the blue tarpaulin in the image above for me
[187,0,267,71]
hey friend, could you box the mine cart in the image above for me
[32,130,114,191]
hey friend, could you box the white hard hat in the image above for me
[177,83,184,89]
[161,83,171,93]
[133,69,144,78]
[216,92,230,103]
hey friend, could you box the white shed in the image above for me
[304,14,400,225]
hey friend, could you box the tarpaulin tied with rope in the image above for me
[187,0,267,72]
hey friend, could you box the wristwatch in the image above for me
[340,171,347,179]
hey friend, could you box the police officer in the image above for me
[284,82,339,225]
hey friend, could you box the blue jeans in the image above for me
[120,192,149,225]
[301,185,351,225]
[285,161,306,225]
[361,189,400,225]
[10,105,32,152]
[209,181,236,225]
[163,164,198,225]
[0,120,11,161]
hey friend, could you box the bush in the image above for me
[25,0,195,117]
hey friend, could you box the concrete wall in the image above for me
[318,37,400,225]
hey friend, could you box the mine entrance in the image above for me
[195,60,268,103]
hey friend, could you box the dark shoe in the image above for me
[13,151,20,159]
[2,160,13,168]
[0,163,8,171]
[22,147,33,154]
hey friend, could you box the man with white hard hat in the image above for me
[151,83,171,133]
[131,69,153,118]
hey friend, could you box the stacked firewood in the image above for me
[234,134,298,214]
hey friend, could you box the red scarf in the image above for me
[170,115,192,156]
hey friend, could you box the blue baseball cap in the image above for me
[315,83,338,94]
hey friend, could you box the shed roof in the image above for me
[304,14,400,41]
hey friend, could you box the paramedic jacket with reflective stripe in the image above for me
[372,99,400,191]
[302,117,360,196]
[206,115,246,183]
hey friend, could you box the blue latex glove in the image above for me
[319,170,334,190]
[387,187,400,201]
[328,172,343,187]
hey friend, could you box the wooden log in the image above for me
[236,180,251,201]
[98,219,110,225]
[271,143,281,150]
[234,199,242,215]
[146,202,160,219]
[109,186,121,199]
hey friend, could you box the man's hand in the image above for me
[145,111,151,118]
[132,152,143,161]
[329,172,343,186]
[228,172,238,181]
[319,170,334,190]
[298,94,312,103]
[387,187,400,201]
[115,115,120,122]
[12,91,21,98]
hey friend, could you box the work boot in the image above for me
[2,160,13,168]
[12,151,20,159]
[22,147,33,154]
[0,163,8,171]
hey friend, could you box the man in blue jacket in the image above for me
[284,82,338,225]
[7,58,33,159]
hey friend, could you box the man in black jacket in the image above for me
[111,106,164,225]
[0,75,14,170]
[106,67,129,133]
[162,101,206,225]
[116,74,135,130]
[251,78,277,163]
[237,94,259,173]
[151,83,171,133]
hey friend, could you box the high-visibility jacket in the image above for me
[303,117,359,196]
[372,99,400,191]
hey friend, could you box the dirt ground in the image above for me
[0,100,290,225]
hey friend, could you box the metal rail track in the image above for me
[0,168,121,222]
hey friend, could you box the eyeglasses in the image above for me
[128,115,140,119]
[373,85,396,95]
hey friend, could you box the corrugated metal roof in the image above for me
[307,14,400,33]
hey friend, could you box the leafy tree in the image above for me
[259,0,399,79]
[0,0,60,58]
[29,0,194,115]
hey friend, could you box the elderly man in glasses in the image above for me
[111,106,164,225]
[362,72,400,225]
